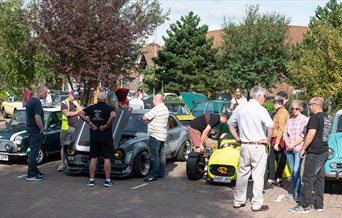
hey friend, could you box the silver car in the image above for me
[64,108,192,177]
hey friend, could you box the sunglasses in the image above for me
[291,108,301,111]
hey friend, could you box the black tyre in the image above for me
[176,140,192,161]
[27,146,46,165]
[324,180,333,193]
[132,150,151,178]
[2,109,8,119]
[186,155,205,180]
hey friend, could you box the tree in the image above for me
[0,0,53,96]
[30,0,168,103]
[286,0,342,110]
[153,12,218,95]
[217,5,290,93]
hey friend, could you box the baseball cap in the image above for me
[69,90,80,99]
[98,92,107,100]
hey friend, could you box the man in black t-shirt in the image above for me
[188,113,229,152]
[289,97,331,214]
[78,92,116,187]
[26,86,48,181]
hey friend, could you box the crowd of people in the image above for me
[24,84,332,214]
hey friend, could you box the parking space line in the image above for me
[17,174,27,179]
[130,183,148,190]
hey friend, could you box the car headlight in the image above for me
[114,150,122,159]
[14,135,23,145]
[328,147,334,159]
[203,146,213,156]
[330,162,337,169]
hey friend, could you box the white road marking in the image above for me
[130,183,148,190]
[17,174,27,179]
[274,194,285,202]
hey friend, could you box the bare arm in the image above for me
[62,109,79,117]
[299,129,316,158]
[34,114,44,133]
[100,111,116,131]
[78,110,96,130]
[200,125,212,147]
[228,124,240,143]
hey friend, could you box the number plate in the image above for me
[0,154,9,161]
[213,176,231,183]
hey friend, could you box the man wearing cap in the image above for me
[58,90,83,172]
[78,92,116,187]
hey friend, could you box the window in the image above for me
[337,115,342,133]
[168,116,178,129]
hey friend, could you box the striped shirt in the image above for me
[145,103,169,141]
[283,114,309,151]
[228,99,274,142]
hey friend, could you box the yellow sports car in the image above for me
[186,133,291,184]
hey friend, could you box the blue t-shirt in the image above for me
[26,97,44,134]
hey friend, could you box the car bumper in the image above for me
[0,152,28,162]
[65,154,132,177]
[326,171,342,180]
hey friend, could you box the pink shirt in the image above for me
[283,114,309,151]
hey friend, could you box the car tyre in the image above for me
[132,150,151,178]
[324,180,333,193]
[2,108,8,118]
[186,153,205,180]
[176,140,192,161]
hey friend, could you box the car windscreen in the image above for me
[124,113,147,133]
[337,115,342,133]
[9,111,27,126]
[166,104,190,116]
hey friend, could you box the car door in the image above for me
[164,115,180,158]
[42,111,62,154]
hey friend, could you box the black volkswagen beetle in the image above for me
[0,107,62,164]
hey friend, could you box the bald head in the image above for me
[309,96,324,113]
[36,85,48,100]
[153,94,164,106]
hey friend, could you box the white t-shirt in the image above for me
[129,98,144,109]
[145,103,169,141]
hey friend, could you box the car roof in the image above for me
[336,109,342,116]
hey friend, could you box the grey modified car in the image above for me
[64,108,192,177]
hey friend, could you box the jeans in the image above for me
[266,147,287,180]
[299,151,328,208]
[27,133,44,177]
[286,150,303,199]
[148,136,166,178]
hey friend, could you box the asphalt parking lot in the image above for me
[1,156,342,218]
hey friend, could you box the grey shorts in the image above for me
[60,126,76,147]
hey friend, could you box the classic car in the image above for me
[64,108,192,178]
[325,109,342,191]
[144,98,195,126]
[1,96,23,118]
[0,107,62,164]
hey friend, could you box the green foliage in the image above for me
[0,0,53,95]
[286,0,342,110]
[142,66,161,94]
[262,100,275,113]
[153,12,218,95]
[217,5,290,92]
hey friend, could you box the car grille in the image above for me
[0,140,17,153]
[337,163,342,169]
[209,165,235,177]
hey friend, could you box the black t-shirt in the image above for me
[189,113,220,132]
[61,100,78,127]
[83,102,115,142]
[26,97,44,134]
[306,112,331,154]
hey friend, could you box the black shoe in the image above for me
[264,182,273,190]
[233,204,246,209]
[252,205,269,212]
[144,177,157,182]
[274,180,283,187]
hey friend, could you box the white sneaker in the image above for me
[57,164,66,172]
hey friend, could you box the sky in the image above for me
[149,0,335,45]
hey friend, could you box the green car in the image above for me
[0,107,62,164]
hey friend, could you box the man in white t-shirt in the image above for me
[129,91,144,109]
